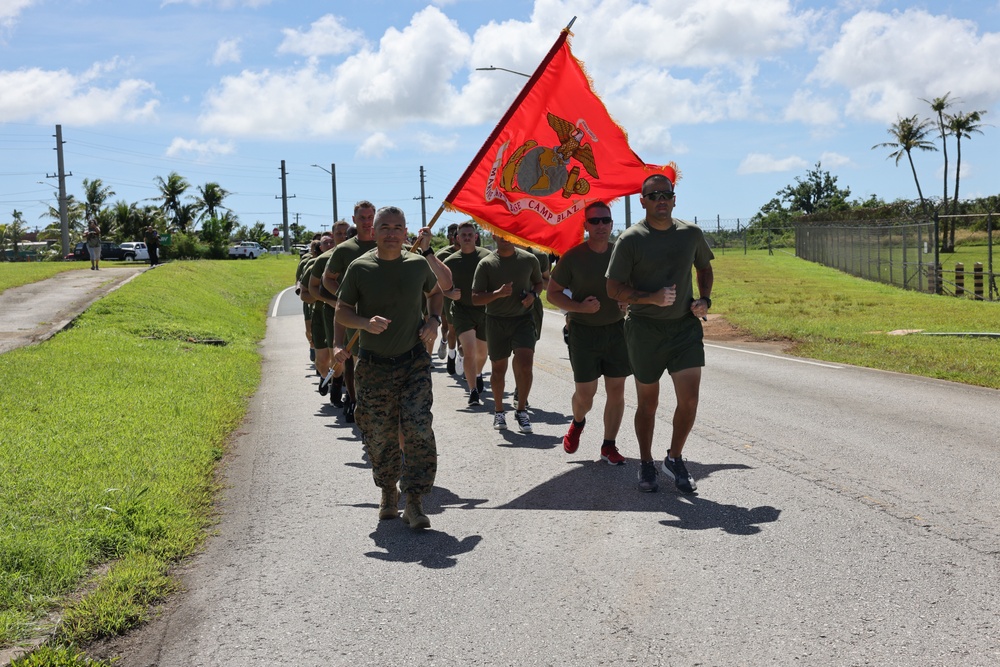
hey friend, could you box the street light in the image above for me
[310,163,338,223]
[475,66,530,77]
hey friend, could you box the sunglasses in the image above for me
[643,190,675,201]
[585,216,614,225]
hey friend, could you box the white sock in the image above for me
[447,349,456,359]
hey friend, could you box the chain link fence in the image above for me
[794,214,998,301]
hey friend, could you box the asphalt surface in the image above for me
[4,273,999,665]
[0,264,148,354]
[90,286,1000,667]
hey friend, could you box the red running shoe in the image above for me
[562,421,584,453]
[600,444,626,466]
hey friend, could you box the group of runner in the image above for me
[294,174,715,528]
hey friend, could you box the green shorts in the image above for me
[624,314,704,384]
[486,314,536,360]
[311,302,334,349]
[451,303,487,341]
[303,302,313,320]
[568,319,632,383]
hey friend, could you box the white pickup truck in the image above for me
[228,241,263,259]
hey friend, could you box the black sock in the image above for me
[602,439,614,448]
[573,418,586,429]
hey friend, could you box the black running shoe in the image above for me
[476,374,485,394]
[447,355,456,375]
[330,379,344,408]
[662,456,697,494]
[344,401,356,423]
[638,461,659,493]
[468,389,482,406]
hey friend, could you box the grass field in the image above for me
[2,249,998,665]
[0,263,89,293]
[0,256,295,664]
[712,251,1000,388]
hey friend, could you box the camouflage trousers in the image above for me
[355,349,437,495]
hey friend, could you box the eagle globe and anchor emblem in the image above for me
[501,112,600,199]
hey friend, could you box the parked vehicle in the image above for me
[119,242,150,261]
[228,241,263,259]
[67,241,127,261]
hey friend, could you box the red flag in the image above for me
[443,28,677,256]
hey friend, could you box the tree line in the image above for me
[746,93,991,253]
[2,171,312,261]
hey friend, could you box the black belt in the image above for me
[357,343,424,365]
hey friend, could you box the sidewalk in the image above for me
[0,265,148,354]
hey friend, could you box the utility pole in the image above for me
[624,195,632,229]
[46,125,72,256]
[276,161,295,252]
[414,166,433,228]
[311,163,338,222]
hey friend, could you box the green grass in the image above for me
[713,251,1000,388]
[0,255,295,657]
[0,263,89,293]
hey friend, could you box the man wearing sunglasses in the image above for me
[606,174,714,494]
[547,201,631,466]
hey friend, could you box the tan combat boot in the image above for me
[402,493,431,529]
[378,486,399,520]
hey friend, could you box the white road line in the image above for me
[705,343,843,369]
[271,286,297,318]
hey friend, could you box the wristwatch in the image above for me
[422,247,435,257]
[700,296,712,309]
[429,313,443,324]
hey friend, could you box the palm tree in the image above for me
[40,194,85,238]
[192,182,231,221]
[173,203,198,234]
[5,210,27,260]
[154,172,190,227]
[80,177,116,220]
[922,93,953,212]
[947,110,986,213]
[872,114,937,215]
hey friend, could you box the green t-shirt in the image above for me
[550,241,623,327]
[472,248,542,318]
[299,256,318,289]
[309,247,336,300]
[295,254,312,284]
[327,237,377,283]
[606,219,714,320]
[338,251,438,357]
[435,245,459,262]
[524,246,551,276]
[443,247,492,308]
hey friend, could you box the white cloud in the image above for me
[819,151,852,168]
[784,89,840,126]
[277,14,365,59]
[200,6,472,138]
[738,153,809,174]
[212,38,241,66]
[810,8,1000,123]
[416,132,459,154]
[0,0,36,28]
[165,137,235,159]
[0,61,158,124]
[357,132,395,159]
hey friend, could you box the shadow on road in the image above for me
[496,460,781,535]
[362,486,487,568]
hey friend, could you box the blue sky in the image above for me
[2,0,999,237]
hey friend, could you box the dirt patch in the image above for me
[701,314,794,352]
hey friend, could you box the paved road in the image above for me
[0,265,148,354]
[103,287,1000,666]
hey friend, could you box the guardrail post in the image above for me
[974,262,984,300]
[955,262,965,296]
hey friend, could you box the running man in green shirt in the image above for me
[606,174,714,494]
[547,201,631,466]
